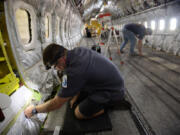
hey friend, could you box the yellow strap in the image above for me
[0,30,14,75]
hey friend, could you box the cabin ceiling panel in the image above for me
[76,0,176,22]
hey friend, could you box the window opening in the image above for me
[144,21,148,28]
[170,18,177,31]
[15,9,32,44]
[45,15,49,38]
[159,19,165,31]
[151,20,156,30]
[56,18,59,37]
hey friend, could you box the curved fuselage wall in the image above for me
[5,0,83,94]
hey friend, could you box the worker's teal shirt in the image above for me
[58,47,125,103]
[125,23,146,40]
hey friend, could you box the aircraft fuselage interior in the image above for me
[0,0,180,135]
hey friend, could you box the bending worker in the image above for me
[24,43,125,119]
[119,23,152,56]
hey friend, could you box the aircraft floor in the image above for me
[42,38,180,135]
[111,46,180,135]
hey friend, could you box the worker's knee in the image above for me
[74,105,105,120]
[74,106,86,120]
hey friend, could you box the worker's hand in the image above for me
[70,98,76,109]
[117,49,121,55]
[70,93,80,109]
[24,105,34,118]
[139,53,143,56]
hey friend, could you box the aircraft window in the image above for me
[45,15,50,38]
[121,24,123,29]
[56,17,59,37]
[144,21,148,28]
[15,9,31,44]
[170,18,177,31]
[159,19,165,31]
[151,20,156,30]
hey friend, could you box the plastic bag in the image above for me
[7,112,43,135]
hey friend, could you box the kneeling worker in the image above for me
[24,43,125,119]
[120,23,152,56]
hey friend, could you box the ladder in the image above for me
[105,27,120,59]
[97,13,120,60]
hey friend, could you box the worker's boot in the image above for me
[129,52,139,56]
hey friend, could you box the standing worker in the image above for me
[119,23,152,56]
[24,44,126,119]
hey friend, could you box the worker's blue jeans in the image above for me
[120,28,137,54]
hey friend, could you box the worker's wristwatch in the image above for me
[32,107,38,115]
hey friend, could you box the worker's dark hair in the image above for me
[146,28,152,35]
[43,43,66,70]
